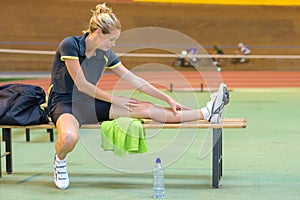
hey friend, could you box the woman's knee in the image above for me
[134,101,155,118]
[110,101,155,119]
[139,101,154,110]
[56,114,79,147]
[58,129,79,146]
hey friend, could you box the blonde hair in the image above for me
[84,3,121,34]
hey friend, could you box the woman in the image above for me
[48,3,228,190]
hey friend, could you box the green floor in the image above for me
[1,88,300,200]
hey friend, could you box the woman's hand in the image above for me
[167,98,192,115]
[111,96,140,111]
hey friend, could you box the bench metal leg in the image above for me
[220,131,223,177]
[3,128,12,174]
[26,128,54,142]
[2,130,5,142]
[26,128,30,142]
[47,129,54,142]
[212,128,222,188]
[0,137,2,177]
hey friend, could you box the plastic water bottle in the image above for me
[152,157,165,199]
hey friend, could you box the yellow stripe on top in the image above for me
[104,55,109,66]
[108,61,121,69]
[60,56,79,61]
[133,0,300,6]
[47,84,53,96]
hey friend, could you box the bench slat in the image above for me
[142,122,247,129]
[0,118,247,129]
[1,152,10,158]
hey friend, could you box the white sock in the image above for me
[55,154,66,162]
[200,107,210,121]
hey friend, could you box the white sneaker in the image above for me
[206,83,230,123]
[54,154,69,190]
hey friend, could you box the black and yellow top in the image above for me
[48,33,120,111]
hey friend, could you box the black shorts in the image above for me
[50,98,111,126]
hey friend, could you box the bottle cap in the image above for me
[156,157,161,163]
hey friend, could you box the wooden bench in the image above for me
[0,118,247,188]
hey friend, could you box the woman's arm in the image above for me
[65,59,140,110]
[111,63,191,113]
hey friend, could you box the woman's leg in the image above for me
[53,113,79,190]
[109,83,229,122]
[109,101,204,123]
[55,113,80,160]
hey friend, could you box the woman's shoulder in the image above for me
[104,49,118,58]
[58,35,86,54]
[59,35,81,46]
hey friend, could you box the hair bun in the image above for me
[85,3,121,34]
[94,3,112,14]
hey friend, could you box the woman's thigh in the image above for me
[51,99,111,124]
[109,101,154,119]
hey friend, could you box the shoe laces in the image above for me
[210,92,217,100]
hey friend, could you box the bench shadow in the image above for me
[1,171,213,189]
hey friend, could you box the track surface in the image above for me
[1,71,300,93]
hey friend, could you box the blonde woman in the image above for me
[48,3,229,189]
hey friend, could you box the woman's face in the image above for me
[97,28,121,51]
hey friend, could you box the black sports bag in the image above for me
[0,84,49,125]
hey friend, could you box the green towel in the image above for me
[101,117,148,157]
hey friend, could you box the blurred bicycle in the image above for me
[231,42,251,64]
[173,48,200,67]
[211,45,224,71]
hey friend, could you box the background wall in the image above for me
[134,0,300,6]
[0,0,299,71]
